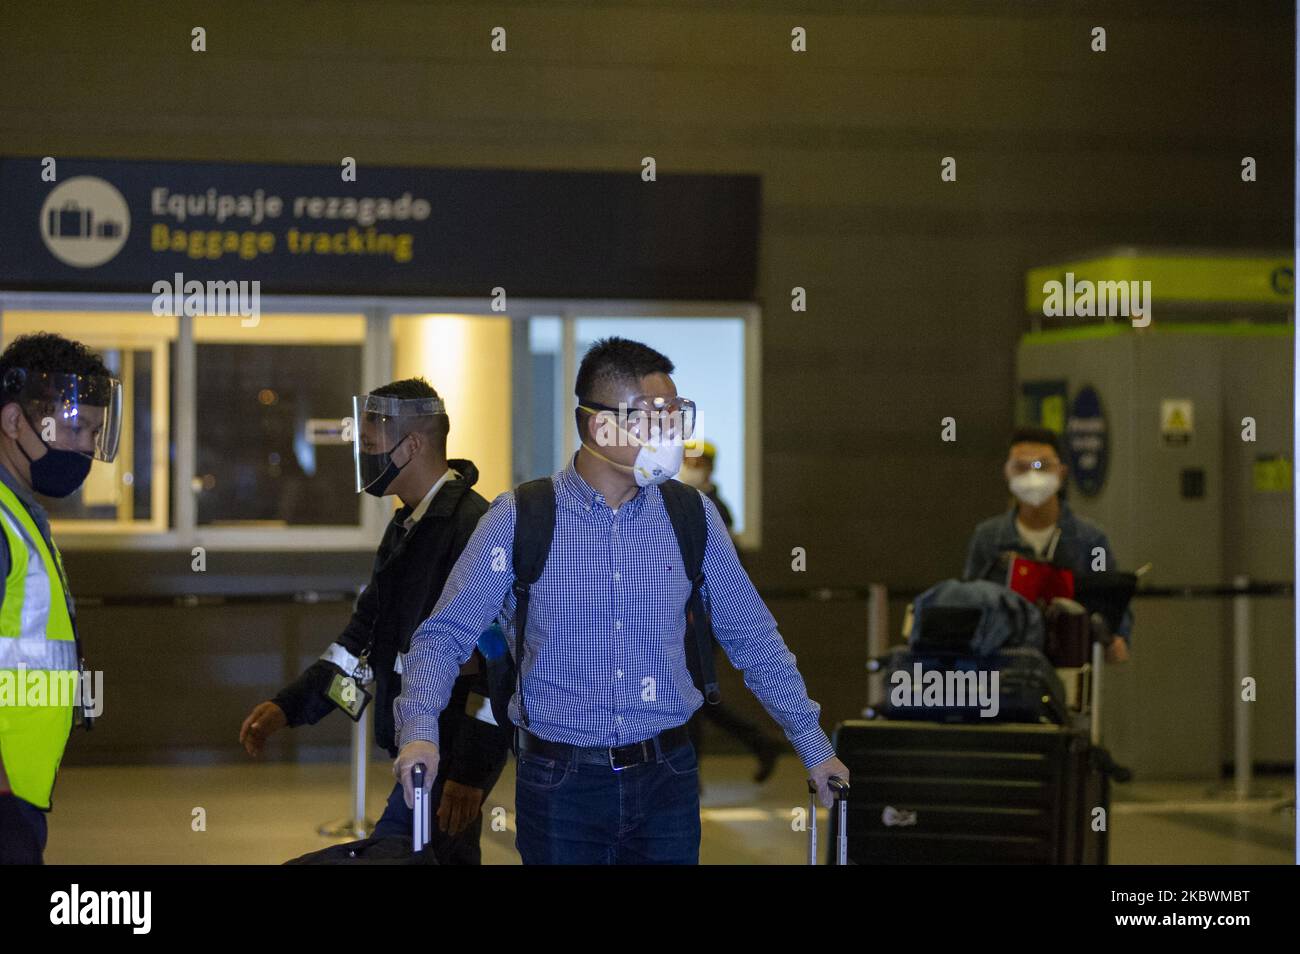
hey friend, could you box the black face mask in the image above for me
[359,436,411,497]
[17,431,93,498]
[361,455,403,497]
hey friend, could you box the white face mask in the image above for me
[1009,470,1060,507]
[630,429,684,487]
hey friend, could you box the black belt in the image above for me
[515,724,691,772]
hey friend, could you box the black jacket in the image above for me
[273,460,511,788]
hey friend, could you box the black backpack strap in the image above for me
[659,479,721,705]
[511,478,556,728]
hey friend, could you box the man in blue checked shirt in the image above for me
[393,337,848,864]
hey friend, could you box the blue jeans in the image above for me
[0,794,48,864]
[514,737,701,864]
[372,777,486,865]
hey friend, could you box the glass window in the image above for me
[516,316,565,482]
[574,317,748,534]
[391,313,513,501]
[2,302,759,547]
[193,315,363,527]
[0,311,175,533]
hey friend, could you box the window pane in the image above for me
[574,317,748,533]
[391,314,513,501]
[194,315,363,527]
[520,316,564,480]
[129,347,155,519]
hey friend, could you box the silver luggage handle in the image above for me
[807,775,850,865]
[411,762,431,854]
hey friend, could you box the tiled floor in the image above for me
[40,756,1295,865]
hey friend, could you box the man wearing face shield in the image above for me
[392,337,848,864]
[239,379,511,863]
[0,333,121,864]
[962,426,1132,662]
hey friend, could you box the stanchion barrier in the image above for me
[317,695,378,838]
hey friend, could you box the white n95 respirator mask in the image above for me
[629,430,684,487]
[1009,470,1060,507]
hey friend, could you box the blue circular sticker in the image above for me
[1066,385,1108,496]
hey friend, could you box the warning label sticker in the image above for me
[1160,399,1194,446]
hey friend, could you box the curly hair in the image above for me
[0,333,113,409]
[0,332,110,381]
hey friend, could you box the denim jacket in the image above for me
[961,502,1133,640]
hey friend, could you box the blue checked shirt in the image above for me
[394,456,836,769]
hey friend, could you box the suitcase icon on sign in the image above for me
[47,201,93,239]
[96,219,122,238]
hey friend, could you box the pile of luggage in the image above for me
[869,578,1088,725]
[825,575,1133,865]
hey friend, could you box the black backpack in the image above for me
[483,477,721,732]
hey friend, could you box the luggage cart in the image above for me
[841,629,1121,864]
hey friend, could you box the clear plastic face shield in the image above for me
[2,368,122,462]
[351,393,446,494]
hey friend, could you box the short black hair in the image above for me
[1009,426,1061,457]
[370,376,449,450]
[575,337,674,403]
[0,332,110,383]
[372,377,439,402]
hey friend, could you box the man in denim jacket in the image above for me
[962,426,1132,662]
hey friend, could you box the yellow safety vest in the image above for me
[0,479,77,810]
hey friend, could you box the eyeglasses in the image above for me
[580,395,697,438]
[1006,458,1059,476]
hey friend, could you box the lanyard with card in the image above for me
[323,515,413,721]
[326,647,374,721]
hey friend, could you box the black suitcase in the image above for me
[829,720,1108,864]
[284,763,441,865]
[871,646,1068,725]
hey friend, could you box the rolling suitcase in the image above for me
[830,720,1104,864]
[284,762,440,865]
[848,639,1119,864]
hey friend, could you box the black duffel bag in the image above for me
[283,762,441,865]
